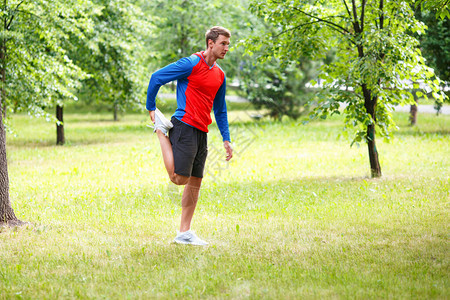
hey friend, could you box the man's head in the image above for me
[205,26,231,60]
[205,26,231,47]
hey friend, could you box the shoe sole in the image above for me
[173,239,208,246]
[155,108,173,129]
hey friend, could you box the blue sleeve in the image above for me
[146,57,195,111]
[213,76,230,142]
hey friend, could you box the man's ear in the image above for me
[207,39,214,48]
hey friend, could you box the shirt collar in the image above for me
[199,51,215,69]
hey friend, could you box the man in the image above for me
[146,26,233,246]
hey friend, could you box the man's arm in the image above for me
[146,56,196,111]
[213,76,232,161]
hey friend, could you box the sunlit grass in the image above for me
[1,108,449,298]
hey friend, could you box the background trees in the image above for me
[73,0,151,121]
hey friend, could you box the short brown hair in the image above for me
[205,26,231,47]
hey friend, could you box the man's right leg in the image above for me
[156,130,189,186]
[180,176,202,232]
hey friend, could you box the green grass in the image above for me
[1,108,449,299]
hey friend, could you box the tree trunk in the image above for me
[409,92,418,126]
[56,104,64,145]
[113,103,118,121]
[363,85,382,178]
[1,20,6,120]
[0,16,21,225]
[0,90,20,225]
[367,123,382,178]
[355,0,382,178]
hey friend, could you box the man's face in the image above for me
[209,35,230,59]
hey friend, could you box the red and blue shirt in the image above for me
[146,51,230,142]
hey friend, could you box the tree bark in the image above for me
[56,104,64,145]
[1,11,6,120]
[0,11,21,225]
[0,84,20,225]
[409,92,418,126]
[113,103,118,121]
[363,85,382,178]
[366,123,382,178]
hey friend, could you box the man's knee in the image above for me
[188,176,202,189]
[170,174,190,185]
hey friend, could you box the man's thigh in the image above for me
[169,118,198,177]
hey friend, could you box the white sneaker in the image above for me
[173,230,208,246]
[152,108,173,136]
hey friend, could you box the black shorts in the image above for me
[169,117,208,178]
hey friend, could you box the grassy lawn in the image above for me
[0,107,449,299]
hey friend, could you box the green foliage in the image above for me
[414,0,450,19]
[0,0,94,118]
[1,0,153,120]
[416,10,450,81]
[414,7,450,113]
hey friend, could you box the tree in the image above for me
[0,0,92,224]
[245,0,447,177]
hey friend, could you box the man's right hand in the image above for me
[149,110,155,123]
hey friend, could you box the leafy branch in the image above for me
[275,15,348,38]
[4,0,25,30]
[291,7,352,37]
[342,0,353,19]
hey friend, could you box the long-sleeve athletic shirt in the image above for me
[146,51,230,142]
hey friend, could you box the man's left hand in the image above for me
[224,141,233,161]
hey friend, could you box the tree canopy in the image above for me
[1,0,94,119]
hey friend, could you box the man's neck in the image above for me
[202,50,216,67]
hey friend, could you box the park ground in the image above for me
[0,103,449,299]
